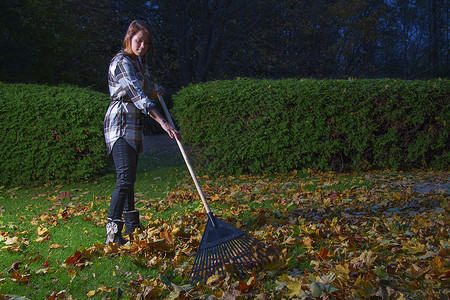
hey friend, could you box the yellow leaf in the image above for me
[430,256,444,273]
[302,237,313,248]
[80,247,94,258]
[355,276,376,298]
[37,226,50,237]
[206,274,222,285]
[210,194,220,201]
[142,285,163,298]
[334,263,350,282]
[351,250,377,268]
[406,264,428,279]
[148,256,161,266]
[104,242,120,254]
[97,286,115,292]
[287,281,303,297]
[35,268,49,274]
[86,290,96,297]
[39,214,51,222]
[4,236,18,245]
[35,228,50,242]
[282,236,297,245]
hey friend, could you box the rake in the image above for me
[155,87,280,284]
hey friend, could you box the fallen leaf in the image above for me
[50,243,63,249]
[8,261,22,272]
[4,236,18,245]
[36,226,50,242]
[206,274,222,285]
[86,290,96,297]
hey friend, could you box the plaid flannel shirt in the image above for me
[104,51,156,155]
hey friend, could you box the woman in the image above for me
[104,20,180,245]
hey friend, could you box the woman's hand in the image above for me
[154,85,165,96]
[161,121,181,141]
[148,107,181,141]
[150,85,165,99]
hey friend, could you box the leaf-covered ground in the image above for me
[0,169,449,299]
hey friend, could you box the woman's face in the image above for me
[130,30,150,58]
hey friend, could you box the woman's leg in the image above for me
[108,138,138,220]
[106,138,138,244]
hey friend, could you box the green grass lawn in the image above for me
[0,150,448,299]
[0,149,190,299]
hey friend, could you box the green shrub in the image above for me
[0,82,110,186]
[173,78,449,175]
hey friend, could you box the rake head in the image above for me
[189,213,280,284]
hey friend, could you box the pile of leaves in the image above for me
[1,170,449,299]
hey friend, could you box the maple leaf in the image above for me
[139,285,163,299]
[64,250,86,269]
[104,242,121,255]
[86,290,96,297]
[36,226,50,242]
[354,275,376,298]
[350,250,377,269]
[160,230,174,244]
[287,280,309,298]
[9,271,30,283]
[309,281,339,297]
[4,236,18,245]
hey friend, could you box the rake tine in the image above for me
[212,248,219,275]
[199,250,206,282]
[226,239,250,275]
[192,249,206,284]
[216,244,226,277]
[211,246,219,276]
[199,252,207,283]
[238,235,270,264]
[219,242,238,275]
[218,240,242,276]
[243,234,274,262]
[189,263,197,283]
[237,235,273,267]
[231,237,258,267]
[216,246,224,275]
[205,248,212,280]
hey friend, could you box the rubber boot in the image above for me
[123,209,141,235]
[105,219,127,245]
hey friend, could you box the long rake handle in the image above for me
[154,85,212,216]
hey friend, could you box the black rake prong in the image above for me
[189,214,282,284]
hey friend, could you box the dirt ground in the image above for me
[143,134,179,154]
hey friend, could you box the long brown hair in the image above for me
[122,20,154,61]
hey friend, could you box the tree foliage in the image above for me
[0,0,124,90]
[0,0,448,91]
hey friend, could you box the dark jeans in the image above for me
[108,138,138,220]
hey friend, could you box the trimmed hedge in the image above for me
[173,78,449,175]
[0,82,110,186]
